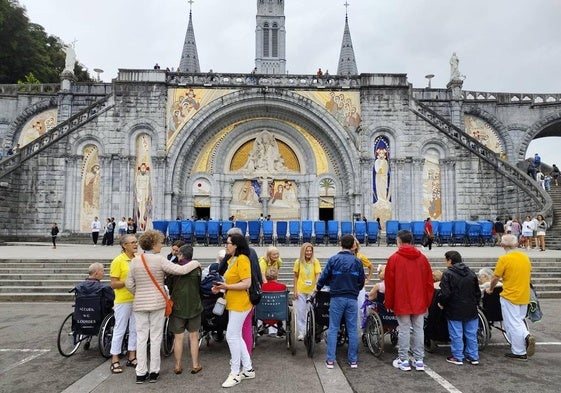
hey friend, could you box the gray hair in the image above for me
[227,227,243,236]
[478,267,494,279]
[88,262,104,276]
[500,234,518,247]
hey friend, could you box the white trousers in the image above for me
[134,308,165,375]
[110,302,137,355]
[226,309,252,375]
[500,297,529,355]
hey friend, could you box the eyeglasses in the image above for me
[225,242,233,245]
[126,241,138,245]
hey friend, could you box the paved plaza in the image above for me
[1,243,560,393]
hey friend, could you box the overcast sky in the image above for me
[19,0,561,165]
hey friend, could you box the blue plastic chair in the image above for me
[327,220,339,245]
[235,220,248,237]
[194,221,208,245]
[289,220,301,245]
[478,220,494,246]
[366,221,379,246]
[452,220,468,246]
[220,221,234,244]
[354,221,366,244]
[313,221,326,246]
[386,220,399,246]
[301,220,313,244]
[276,221,288,245]
[411,221,425,245]
[180,220,194,244]
[168,220,181,243]
[262,220,274,245]
[248,220,262,245]
[207,220,220,245]
[152,220,169,241]
[340,221,353,237]
[466,221,483,246]
[438,221,453,246]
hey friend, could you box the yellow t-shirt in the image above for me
[110,252,134,304]
[293,258,322,294]
[259,256,282,276]
[224,255,252,312]
[357,252,371,268]
[493,250,532,305]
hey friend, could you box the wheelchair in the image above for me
[198,296,229,348]
[424,290,490,353]
[480,286,528,345]
[253,290,296,355]
[304,290,348,358]
[362,293,399,357]
[57,287,174,358]
[57,287,114,357]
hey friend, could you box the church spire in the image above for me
[337,2,358,76]
[178,1,201,73]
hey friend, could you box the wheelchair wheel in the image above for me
[477,308,490,350]
[98,313,115,358]
[499,319,528,344]
[365,312,384,357]
[57,312,82,357]
[304,301,316,358]
[162,317,174,357]
[287,307,296,355]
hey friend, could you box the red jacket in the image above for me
[384,244,434,315]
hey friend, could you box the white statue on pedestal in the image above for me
[63,41,77,74]
[449,52,460,82]
[241,130,289,174]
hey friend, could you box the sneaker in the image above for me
[297,334,304,341]
[392,358,411,371]
[325,360,334,369]
[505,353,528,361]
[465,357,479,365]
[525,334,536,357]
[136,372,149,384]
[222,373,241,388]
[414,359,425,371]
[349,361,358,369]
[446,356,463,365]
[240,369,255,380]
[149,372,159,383]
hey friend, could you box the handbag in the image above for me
[141,254,174,316]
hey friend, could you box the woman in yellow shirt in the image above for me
[212,233,255,388]
[259,246,283,283]
[292,243,322,340]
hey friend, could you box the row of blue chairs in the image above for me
[152,219,382,246]
[384,220,494,247]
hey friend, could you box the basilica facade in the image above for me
[0,0,556,237]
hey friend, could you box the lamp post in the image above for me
[425,74,435,88]
[93,68,104,82]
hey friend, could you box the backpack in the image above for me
[248,251,263,305]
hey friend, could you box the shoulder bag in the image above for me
[141,254,174,316]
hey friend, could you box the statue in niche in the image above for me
[241,130,289,174]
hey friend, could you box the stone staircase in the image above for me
[1,257,560,302]
[546,184,561,250]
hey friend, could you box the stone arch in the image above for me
[72,137,106,157]
[6,97,57,144]
[167,89,361,198]
[517,110,561,161]
[124,120,161,157]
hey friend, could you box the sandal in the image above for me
[191,365,203,374]
[110,362,123,374]
[174,366,183,375]
[126,358,137,367]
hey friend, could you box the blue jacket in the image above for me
[316,250,364,299]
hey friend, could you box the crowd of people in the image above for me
[495,215,548,251]
[73,224,538,387]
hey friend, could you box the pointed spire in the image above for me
[337,2,358,76]
[178,1,200,73]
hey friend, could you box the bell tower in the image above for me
[255,0,286,74]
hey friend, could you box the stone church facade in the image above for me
[0,0,558,237]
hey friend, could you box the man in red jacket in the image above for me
[385,230,434,372]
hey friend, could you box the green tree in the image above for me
[0,0,91,83]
